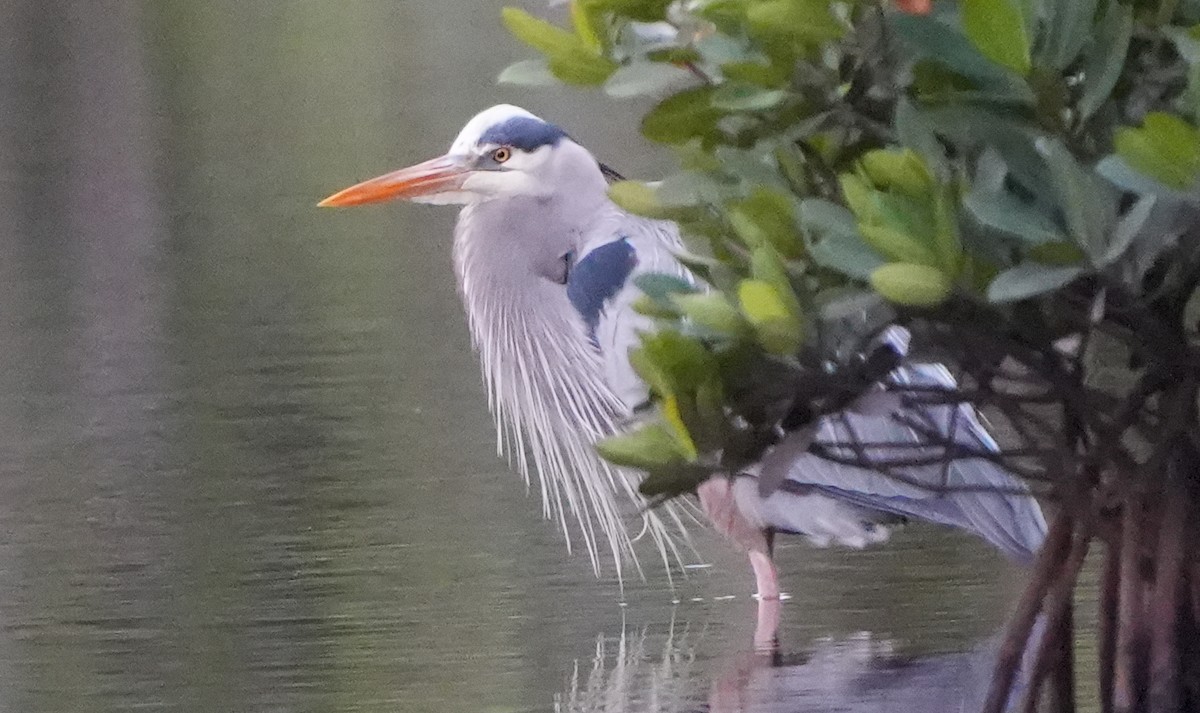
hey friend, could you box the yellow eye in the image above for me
[492,146,512,163]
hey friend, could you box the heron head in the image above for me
[319,105,607,208]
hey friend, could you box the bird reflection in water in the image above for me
[553,600,1038,713]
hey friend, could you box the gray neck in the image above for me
[453,193,601,305]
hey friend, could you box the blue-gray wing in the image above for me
[762,361,1048,563]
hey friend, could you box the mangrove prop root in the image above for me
[1114,496,1147,713]
[1100,531,1121,713]
[983,510,1073,713]
[1019,526,1090,713]
[1148,489,1186,713]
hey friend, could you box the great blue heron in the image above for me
[320,105,1047,598]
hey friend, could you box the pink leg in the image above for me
[697,477,781,599]
[754,596,781,651]
[749,550,780,601]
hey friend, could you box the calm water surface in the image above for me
[0,2,1097,711]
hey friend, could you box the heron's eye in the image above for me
[492,146,513,163]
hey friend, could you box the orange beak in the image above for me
[318,155,470,207]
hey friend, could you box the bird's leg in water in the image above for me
[749,550,780,601]
[754,528,780,601]
[697,477,781,600]
[754,596,781,651]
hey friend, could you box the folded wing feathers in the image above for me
[773,330,1048,562]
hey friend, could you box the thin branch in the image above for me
[888,413,1052,480]
[810,438,1048,460]
[896,383,1060,405]
[805,447,1051,493]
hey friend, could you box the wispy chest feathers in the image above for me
[452,204,639,573]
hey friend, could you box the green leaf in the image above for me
[1043,139,1114,261]
[799,198,857,237]
[693,375,727,444]
[710,82,788,111]
[629,348,671,397]
[656,170,733,206]
[1029,242,1086,266]
[636,462,714,498]
[596,423,690,469]
[964,187,1065,244]
[1114,113,1200,190]
[1096,155,1193,201]
[641,87,723,144]
[738,279,793,323]
[501,7,615,86]
[673,251,722,283]
[714,145,789,188]
[921,107,1049,196]
[890,14,1033,101]
[1102,195,1155,266]
[859,224,939,266]
[931,187,963,275]
[750,244,803,317]
[737,279,803,354]
[635,273,698,305]
[961,0,1032,75]
[661,395,699,460]
[584,0,673,23]
[497,59,559,86]
[895,100,948,178]
[608,180,678,218]
[986,263,1083,302]
[604,62,695,98]
[502,6,582,56]
[721,61,787,87]
[1038,0,1097,70]
[672,292,746,334]
[1167,24,1200,64]
[636,331,717,395]
[729,210,768,248]
[840,173,880,222]
[809,230,887,281]
[674,143,722,173]
[729,187,804,258]
[569,0,603,52]
[801,199,887,280]
[870,263,952,307]
[694,32,758,66]
[860,149,933,197]
[1077,3,1132,120]
[746,0,844,45]
[548,52,617,85]
[632,294,680,318]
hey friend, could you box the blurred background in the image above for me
[0,1,1093,711]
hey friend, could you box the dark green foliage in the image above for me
[501,4,1200,707]
[500,0,1200,493]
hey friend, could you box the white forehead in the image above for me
[449,104,542,154]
